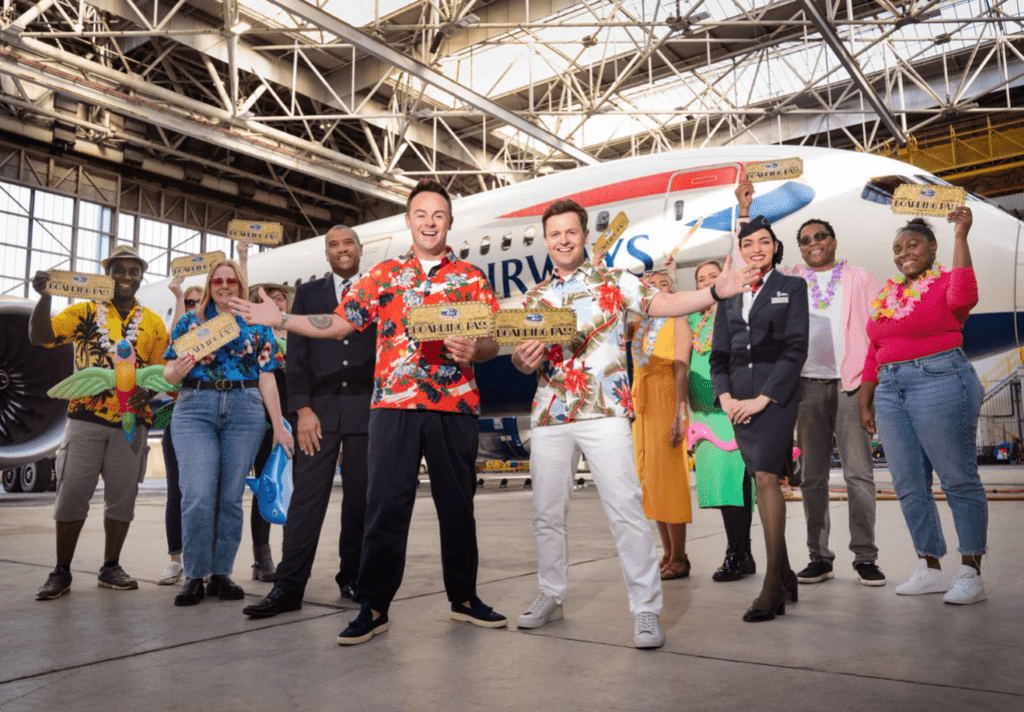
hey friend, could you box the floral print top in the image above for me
[164,303,279,381]
[523,261,657,427]
[45,299,168,427]
[337,247,499,415]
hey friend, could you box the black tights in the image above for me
[719,470,754,549]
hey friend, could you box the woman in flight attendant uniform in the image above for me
[709,181,809,622]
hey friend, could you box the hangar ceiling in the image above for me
[0,0,1021,230]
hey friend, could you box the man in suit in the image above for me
[244,226,376,617]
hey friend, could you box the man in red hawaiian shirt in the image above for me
[233,179,507,644]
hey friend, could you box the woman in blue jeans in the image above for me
[859,207,987,605]
[163,260,293,606]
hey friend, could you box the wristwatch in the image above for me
[279,312,291,329]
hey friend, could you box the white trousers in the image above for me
[530,417,662,615]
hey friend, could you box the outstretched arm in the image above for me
[647,254,758,317]
[229,290,355,340]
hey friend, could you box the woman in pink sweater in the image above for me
[859,207,987,605]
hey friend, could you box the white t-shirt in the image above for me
[801,268,844,379]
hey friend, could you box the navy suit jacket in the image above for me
[285,275,376,435]
[709,270,809,408]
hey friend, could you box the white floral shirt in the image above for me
[522,261,656,427]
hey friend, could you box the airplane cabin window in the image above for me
[523,226,535,246]
[595,210,610,233]
[675,200,685,221]
[501,232,512,251]
[480,235,491,256]
[459,240,470,259]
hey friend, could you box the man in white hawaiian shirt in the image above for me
[511,198,757,648]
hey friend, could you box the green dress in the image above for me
[687,311,749,508]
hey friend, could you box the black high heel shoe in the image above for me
[742,587,786,622]
[784,570,798,604]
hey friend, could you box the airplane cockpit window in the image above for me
[459,240,469,259]
[480,235,491,256]
[501,231,512,251]
[863,175,982,206]
[523,225,535,247]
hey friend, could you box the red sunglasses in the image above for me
[211,277,239,286]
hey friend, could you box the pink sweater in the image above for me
[863,267,978,383]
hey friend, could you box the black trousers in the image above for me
[275,426,369,597]
[358,409,479,615]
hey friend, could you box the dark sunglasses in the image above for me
[211,277,239,286]
[184,298,199,308]
[798,230,831,246]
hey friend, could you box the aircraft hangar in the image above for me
[1,2,1023,710]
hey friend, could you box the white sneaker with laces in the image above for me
[943,565,987,605]
[158,560,184,586]
[894,560,949,595]
[517,592,563,629]
[633,611,664,649]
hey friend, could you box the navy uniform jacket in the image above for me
[709,270,809,407]
[286,275,376,435]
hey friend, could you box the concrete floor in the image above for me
[1,456,1022,712]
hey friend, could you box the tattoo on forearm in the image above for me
[309,314,333,329]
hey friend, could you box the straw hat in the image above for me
[249,282,295,303]
[101,244,148,272]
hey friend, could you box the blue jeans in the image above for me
[171,386,267,579]
[874,348,987,558]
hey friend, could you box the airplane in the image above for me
[3,145,1022,485]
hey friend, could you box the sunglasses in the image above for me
[798,230,831,246]
[183,299,199,308]
[211,277,239,287]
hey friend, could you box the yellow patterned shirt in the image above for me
[45,300,169,427]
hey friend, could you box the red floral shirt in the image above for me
[522,261,656,427]
[337,247,499,415]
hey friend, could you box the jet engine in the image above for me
[0,297,73,489]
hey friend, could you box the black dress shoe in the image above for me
[174,578,205,607]
[243,586,302,618]
[742,588,786,622]
[713,543,748,582]
[340,582,358,600]
[206,574,245,600]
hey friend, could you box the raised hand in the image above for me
[948,206,973,241]
[169,274,185,298]
[735,180,754,213]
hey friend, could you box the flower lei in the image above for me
[691,311,713,355]
[95,302,143,356]
[870,263,946,321]
[802,258,846,310]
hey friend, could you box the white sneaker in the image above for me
[943,566,987,605]
[633,611,664,649]
[894,560,949,595]
[517,592,563,629]
[158,560,184,586]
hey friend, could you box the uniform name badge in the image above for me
[170,251,225,277]
[227,220,284,246]
[406,302,493,342]
[745,157,803,183]
[493,308,577,345]
[44,270,114,301]
[890,185,966,217]
[172,312,241,361]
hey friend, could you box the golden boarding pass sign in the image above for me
[171,250,225,277]
[172,312,240,361]
[407,302,493,342]
[493,308,577,346]
[227,220,283,246]
[44,270,114,301]
[745,157,803,183]
[592,212,630,257]
[891,184,966,217]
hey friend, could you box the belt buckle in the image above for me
[214,379,232,391]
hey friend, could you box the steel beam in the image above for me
[261,0,598,165]
[796,0,907,145]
